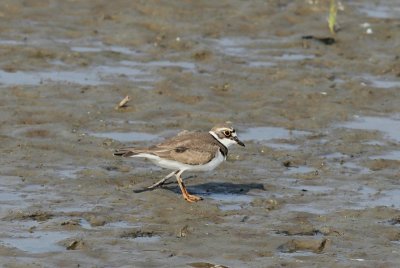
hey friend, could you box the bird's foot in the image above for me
[183,193,203,203]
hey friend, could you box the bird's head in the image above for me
[210,125,245,148]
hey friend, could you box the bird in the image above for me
[114,125,245,203]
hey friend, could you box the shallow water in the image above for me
[71,44,139,56]
[351,2,400,18]
[210,36,314,68]
[264,142,299,150]
[90,131,159,142]
[207,193,254,211]
[1,231,70,253]
[121,60,196,71]
[361,75,400,89]
[0,39,196,87]
[356,188,400,209]
[338,115,400,142]
[0,67,152,86]
[284,166,316,175]
[370,151,400,161]
[241,127,310,142]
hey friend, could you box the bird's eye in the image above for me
[223,130,231,136]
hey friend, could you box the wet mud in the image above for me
[1,0,400,267]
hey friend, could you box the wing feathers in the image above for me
[114,132,222,165]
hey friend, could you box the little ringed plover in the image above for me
[114,125,245,203]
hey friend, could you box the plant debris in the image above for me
[115,95,131,110]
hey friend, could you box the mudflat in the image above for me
[1,0,400,267]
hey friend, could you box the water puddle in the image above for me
[71,45,139,56]
[213,37,251,57]
[356,188,400,209]
[241,127,310,142]
[277,251,318,258]
[0,187,22,202]
[56,166,86,180]
[0,65,154,86]
[284,166,315,175]
[105,221,139,229]
[121,60,196,72]
[284,204,328,215]
[369,79,400,89]
[0,175,22,186]
[79,219,139,229]
[339,162,371,174]
[370,151,400,161]
[264,142,299,151]
[289,185,332,193]
[363,140,386,146]
[288,186,400,213]
[90,131,158,142]
[0,38,200,87]
[16,220,39,229]
[350,2,400,19]
[54,204,96,213]
[79,219,92,229]
[273,53,315,61]
[71,46,104,53]
[207,193,254,211]
[54,39,140,56]
[0,39,27,45]
[0,182,61,216]
[133,235,161,243]
[338,115,400,143]
[277,180,334,214]
[282,183,400,214]
[322,152,371,174]
[1,231,70,253]
[0,187,29,214]
[323,152,347,159]
[248,61,276,68]
[94,65,150,81]
[210,37,313,64]
[361,75,400,89]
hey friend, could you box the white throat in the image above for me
[209,131,236,148]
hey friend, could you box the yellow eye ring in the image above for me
[223,130,231,136]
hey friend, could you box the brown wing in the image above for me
[151,132,219,165]
[115,131,220,165]
[113,132,199,157]
[152,146,215,165]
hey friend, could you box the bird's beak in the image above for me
[233,136,245,147]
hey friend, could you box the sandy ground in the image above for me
[1,0,400,267]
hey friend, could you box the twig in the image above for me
[115,95,130,110]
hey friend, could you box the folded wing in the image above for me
[114,131,219,165]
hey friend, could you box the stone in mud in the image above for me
[88,216,107,227]
[4,210,54,222]
[66,239,86,250]
[120,229,154,239]
[277,238,330,253]
[188,263,229,268]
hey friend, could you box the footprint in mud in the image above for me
[120,229,160,242]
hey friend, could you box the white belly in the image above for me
[132,150,225,172]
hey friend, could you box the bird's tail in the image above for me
[113,148,142,157]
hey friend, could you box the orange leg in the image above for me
[176,172,202,203]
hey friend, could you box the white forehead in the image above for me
[209,129,237,147]
[215,127,233,132]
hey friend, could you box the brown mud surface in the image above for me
[1,0,400,267]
